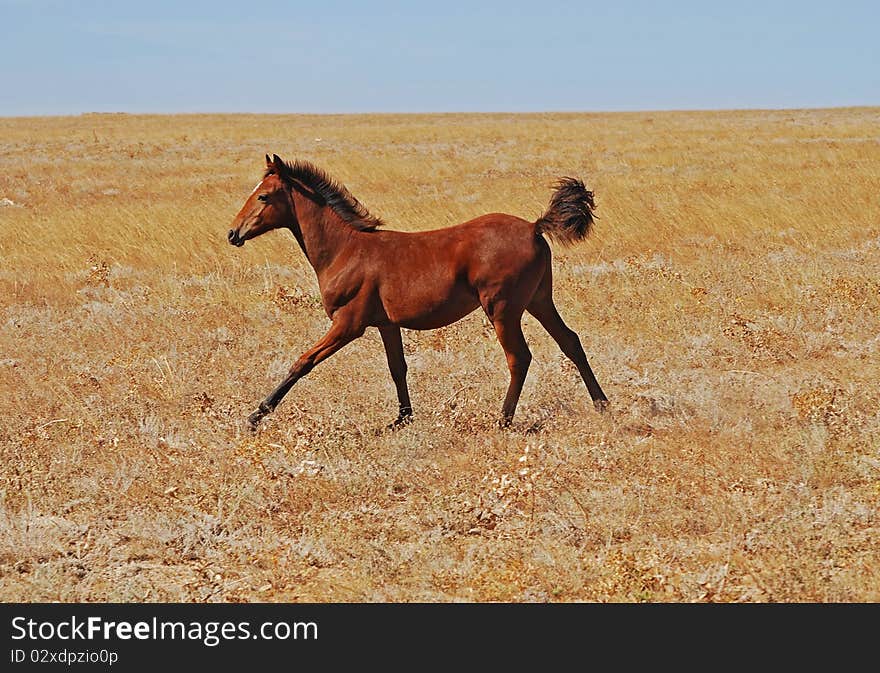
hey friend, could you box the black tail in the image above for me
[535,177,596,245]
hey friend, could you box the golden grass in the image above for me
[1,108,879,602]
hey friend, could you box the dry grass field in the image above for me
[1,108,878,602]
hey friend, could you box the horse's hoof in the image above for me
[388,414,414,431]
[246,412,264,432]
[391,415,413,430]
[594,399,610,413]
[375,413,413,436]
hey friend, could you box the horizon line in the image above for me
[2,103,879,121]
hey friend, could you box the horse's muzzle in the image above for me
[228,229,245,247]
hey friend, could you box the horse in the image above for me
[228,154,608,431]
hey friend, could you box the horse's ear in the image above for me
[272,154,285,172]
[265,154,272,167]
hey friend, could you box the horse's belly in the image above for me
[397,301,480,330]
[385,281,480,330]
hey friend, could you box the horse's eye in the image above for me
[257,194,269,202]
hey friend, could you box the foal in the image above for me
[228,154,608,430]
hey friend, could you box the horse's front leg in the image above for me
[247,317,364,431]
[378,325,413,431]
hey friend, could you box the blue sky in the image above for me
[1,0,878,115]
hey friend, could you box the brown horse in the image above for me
[228,154,608,431]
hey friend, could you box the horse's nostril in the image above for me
[227,229,235,241]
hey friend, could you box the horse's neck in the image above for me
[290,200,353,276]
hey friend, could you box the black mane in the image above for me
[267,159,383,232]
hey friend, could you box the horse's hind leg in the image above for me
[489,315,532,426]
[378,325,413,430]
[527,292,608,412]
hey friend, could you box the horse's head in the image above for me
[228,154,295,247]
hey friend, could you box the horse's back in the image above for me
[369,212,541,263]
[435,212,538,241]
[409,213,543,265]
